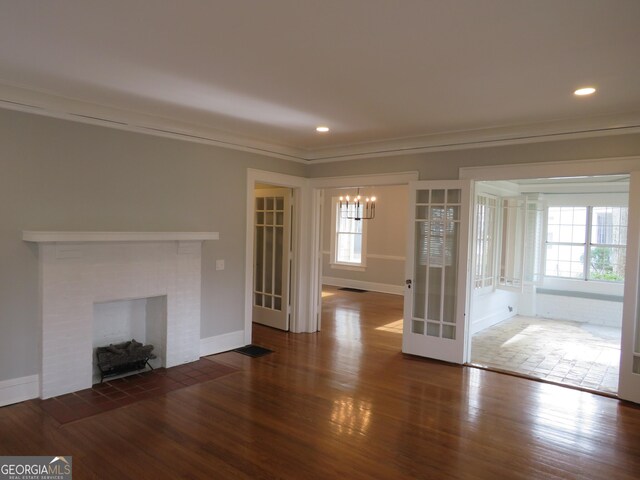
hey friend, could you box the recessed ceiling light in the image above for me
[316,126,330,133]
[574,87,596,96]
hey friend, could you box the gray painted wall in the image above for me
[0,108,304,382]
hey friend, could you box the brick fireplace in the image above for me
[23,231,218,399]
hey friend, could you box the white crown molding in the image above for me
[2,82,640,165]
[0,83,308,163]
[310,171,419,188]
[305,112,640,163]
[459,156,640,181]
[22,231,220,243]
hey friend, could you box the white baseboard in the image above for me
[470,310,517,335]
[0,374,40,407]
[200,330,245,357]
[323,276,404,295]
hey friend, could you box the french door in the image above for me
[253,188,292,331]
[403,180,472,363]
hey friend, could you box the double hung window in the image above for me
[331,198,367,268]
[545,206,627,281]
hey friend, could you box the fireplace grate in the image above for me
[96,339,156,382]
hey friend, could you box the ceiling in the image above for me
[1,1,639,162]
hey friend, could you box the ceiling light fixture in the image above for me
[316,126,330,133]
[574,87,596,96]
[339,188,376,221]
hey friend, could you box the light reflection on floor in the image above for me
[375,319,404,333]
[330,397,372,436]
[530,382,602,452]
[330,307,363,376]
[332,308,362,341]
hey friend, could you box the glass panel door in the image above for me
[403,180,471,363]
[253,188,292,330]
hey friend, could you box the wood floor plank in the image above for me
[1,286,639,478]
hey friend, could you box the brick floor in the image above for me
[37,358,239,424]
[471,315,620,394]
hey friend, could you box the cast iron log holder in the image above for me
[96,339,156,382]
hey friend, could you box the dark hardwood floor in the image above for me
[1,286,640,478]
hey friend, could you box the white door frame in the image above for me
[245,169,312,344]
[309,171,419,331]
[620,171,640,403]
[460,155,640,402]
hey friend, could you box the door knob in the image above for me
[405,279,412,289]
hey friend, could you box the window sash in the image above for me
[544,205,627,281]
[332,199,366,266]
[474,194,497,290]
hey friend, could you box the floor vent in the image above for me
[233,345,274,358]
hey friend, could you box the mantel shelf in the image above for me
[22,231,220,243]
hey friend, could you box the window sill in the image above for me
[330,263,366,272]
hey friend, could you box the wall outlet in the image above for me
[215,259,225,271]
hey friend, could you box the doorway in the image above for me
[468,175,628,394]
[318,184,409,345]
[310,172,419,333]
[245,169,313,346]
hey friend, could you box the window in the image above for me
[331,198,367,267]
[545,205,627,281]
[474,194,497,290]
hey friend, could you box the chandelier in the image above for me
[339,188,376,220]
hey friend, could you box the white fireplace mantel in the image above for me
[23,231,219,243]
[27,230,218,399]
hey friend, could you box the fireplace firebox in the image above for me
[96,339,156,382]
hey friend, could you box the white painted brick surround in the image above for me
[38,240,203,398]
[536,294,623,328]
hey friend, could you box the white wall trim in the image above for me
[322,251,405,261]
[459,156,640,181]
[310,171,419,188]
[0,374,40,407]
[619,171,640,403]
[329,263,366,272]
[470,310,517,335]
[519,182,629,195]
[323,276,404,295]
[305,115,640,163]
[0,83,308,164]
[367,253,406,261]
[3,83,640,165]
[200,330,245,357]
[23,231,219,243]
